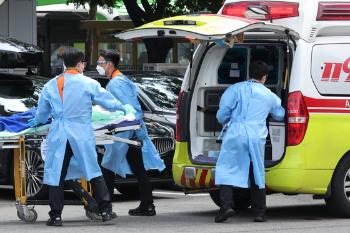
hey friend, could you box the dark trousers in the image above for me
[49,141,112,218]
[220,163,266,217]
[102,146,153,207]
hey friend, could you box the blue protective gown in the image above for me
[101,71,165,177]
[35,71,124,186]
[215,80,285,189]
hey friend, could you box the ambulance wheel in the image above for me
[23,209,38,223]
[209,188,251,212]
[325,155,350,217]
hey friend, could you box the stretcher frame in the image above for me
[0,122,141,223]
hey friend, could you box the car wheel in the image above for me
[325,155,350,217]
[209,188,251,212]
[116,185,140,197]
[25,147,48,199]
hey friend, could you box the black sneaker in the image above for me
[128,204,156,216]
[214,208,235,223]
[46,217,63,227]
[254,216,266,222]
[101,211,117,222]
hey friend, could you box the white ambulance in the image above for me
[115,0,350,216]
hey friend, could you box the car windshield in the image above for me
[124,71,183,110]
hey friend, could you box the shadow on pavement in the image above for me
[176,204,334,222]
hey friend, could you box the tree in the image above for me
[67,1,117,66]
[171,0,223,15]
[120,0,223,63]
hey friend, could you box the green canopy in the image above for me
[37,0,67,6]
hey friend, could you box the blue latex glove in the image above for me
[122,104,136,115]
[27,118,39,128]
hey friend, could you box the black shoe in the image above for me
[128,204,156,216]
[85,209,102,221]
[254,216,266,222]
[101,211,117,222]
[46,217,62,227]
[214,208,235,223]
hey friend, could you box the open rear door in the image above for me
[115,14,299,41]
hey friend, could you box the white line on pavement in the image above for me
[152,191,209,196]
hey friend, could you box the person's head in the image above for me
[62,47,86,73]
[249,60,269,84]
[96,49,120,78]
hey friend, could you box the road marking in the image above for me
[152,191,209,197]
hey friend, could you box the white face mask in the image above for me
[96,65,105,76]
[63,63,66,71]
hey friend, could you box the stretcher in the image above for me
[0,117,141,223]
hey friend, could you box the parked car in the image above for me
[0,68,182,198]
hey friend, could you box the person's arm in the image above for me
[35,85,52,124]
[107,79,137,106]
[270,93,285,121]
[91,81,126,113]
[216,86,238,125]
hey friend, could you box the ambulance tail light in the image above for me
[222,1,299,20]
[287,91,309,146]
[176,91,184,141]
[317,2,350,21]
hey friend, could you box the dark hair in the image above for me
[249,60,269,80]
[100,49,120,68]
[62,47,85,67]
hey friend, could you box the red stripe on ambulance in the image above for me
[304,96,350,113]
[199,169,208,188]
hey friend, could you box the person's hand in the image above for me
[27,118,39,128]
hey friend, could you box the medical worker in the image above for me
[96,49,165,216]
[214,60,285,223]
[28,47,125,226]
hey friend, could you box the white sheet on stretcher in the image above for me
[0,106,137,138]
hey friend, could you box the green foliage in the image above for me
[169,0,223,15]
[64,1,222,18]
[66,0,116,8]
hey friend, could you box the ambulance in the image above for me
[115,0,350,216]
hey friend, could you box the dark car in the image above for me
[0,69,182,198]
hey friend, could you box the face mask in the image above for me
[63,63,66,71]
[96,65,105,76]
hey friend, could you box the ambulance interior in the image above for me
[191,38,291,167]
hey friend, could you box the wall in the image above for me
[0,0,37,44]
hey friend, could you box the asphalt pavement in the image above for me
[0,186,349,233]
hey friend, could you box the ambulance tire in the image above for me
[209,188,251,212]
[325,155,350,217]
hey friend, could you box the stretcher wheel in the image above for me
[17,210,23,220]
[23,208,38,223]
